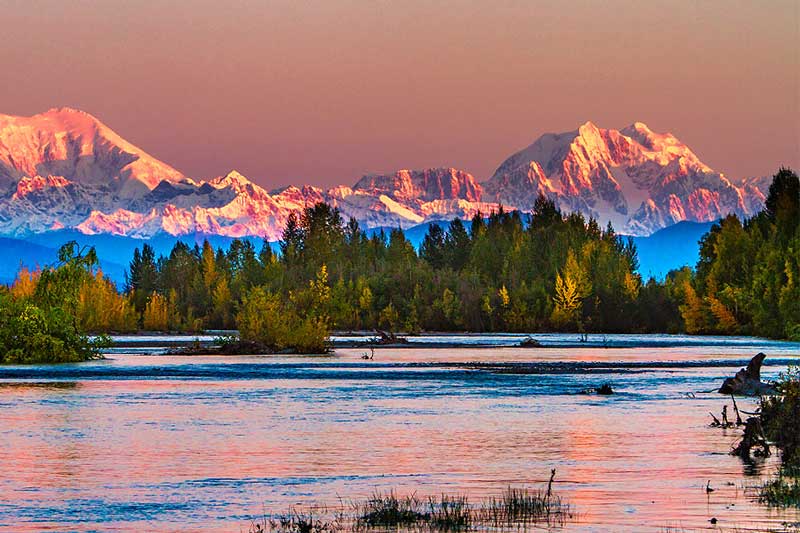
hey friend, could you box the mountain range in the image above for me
[0,108,768,242]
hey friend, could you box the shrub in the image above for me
[761,366,800,466]
[1,243,112,364]
[0,293,106,364]
[759,366,800,507]
[237,285,329,354]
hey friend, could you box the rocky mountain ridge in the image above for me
[0,108,767,239]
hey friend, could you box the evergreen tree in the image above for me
[420,223,446,269]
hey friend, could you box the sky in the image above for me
[1,0,798,189]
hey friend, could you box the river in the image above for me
[0,334,798,532]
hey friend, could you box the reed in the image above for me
[249,473,574,532]
[477,486,573,528]
[355,491,427,527]
[427,494,471,531]
[760,468,800,507]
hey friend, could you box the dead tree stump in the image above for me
[732,416,771,459]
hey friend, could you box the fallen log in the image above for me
[719,352,776,396]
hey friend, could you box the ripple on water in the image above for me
[0,336,798,532]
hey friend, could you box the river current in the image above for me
[0,334,798,532]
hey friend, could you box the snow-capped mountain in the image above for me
[0,108,768,239]
[483,121,763,234]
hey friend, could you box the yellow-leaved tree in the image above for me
[679,280,707,334]
[76,271,137,332]
[551,250,592,329]
[143,292,169,331]
[237,264,331,353]
[10,267,39,300]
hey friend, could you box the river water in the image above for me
[0,334,798,532]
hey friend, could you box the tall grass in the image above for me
[427,494,472,531]
[760,467,800,507]
[356,491,427,527]
[250,474,574,532]
[478,486,573,528]
[250,506,344,533]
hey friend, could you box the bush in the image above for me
[761,366,800,466]
[237,286,329,354]
[759,366,800,507]
[0,293,106,364]
[1,242,111,364]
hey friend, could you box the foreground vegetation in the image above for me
[759,367,800,507]
[0,243,110,363]
[249,479,573,532]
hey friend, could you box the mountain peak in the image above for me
[211,170,252,188]
[353,167,482,203]
[0,114,764,239]
[628,121,653,133]
[484,120,756,234]
[0,107,187,194]
[43,106,95,118]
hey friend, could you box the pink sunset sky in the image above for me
[1,0,798,188]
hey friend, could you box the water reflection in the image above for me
[0,338,797,532]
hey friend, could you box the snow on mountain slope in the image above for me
[483,121,757,234]
[0,108,188,195]
[76,172,324,240]
[0,109,765,239]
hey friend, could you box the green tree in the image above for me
[1,242,108,363]
[420,223,446,269]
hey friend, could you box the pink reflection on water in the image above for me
[0,346,797,532]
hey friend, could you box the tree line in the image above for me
[680,168,800,339]
[1,167,797,360]
[120,197,653,336]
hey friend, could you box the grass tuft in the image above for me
[479,486,573,528]
[249,473,574,532]
[356,491,427,527]
[760,468,800,508]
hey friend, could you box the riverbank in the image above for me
[104,332,800,354]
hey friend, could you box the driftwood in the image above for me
[519,337,542,348]
[709,398,747,428]
[730,395,744,426]
[731,416,771,459]
[719,352,776,396]
[370,330,409,345]
[709,405,733,428]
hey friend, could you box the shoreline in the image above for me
[104,332,800,353]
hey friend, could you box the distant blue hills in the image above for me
[0,220,714,287]
[631,221,714,280]
[1,230,268,288]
